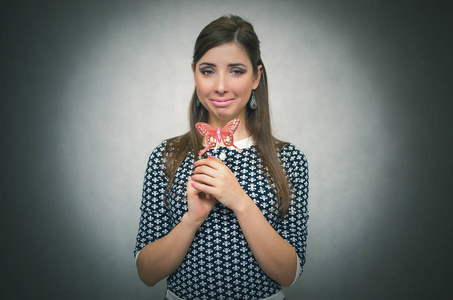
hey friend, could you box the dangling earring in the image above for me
[196,97,200,107]
[249,90,257,110]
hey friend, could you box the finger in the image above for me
[193,157,223,170]
[190,180,217,198]
[186,176,199,195]
[193,165,218,178]
[207,154,224,164]
[191,174,217,187]
[188,176,212,200]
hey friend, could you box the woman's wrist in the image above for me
[181,212,204,232]
[232,192,255,217]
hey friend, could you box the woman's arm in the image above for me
[136,212,200,286]
[135,143,216,286]
[137,175,216,286]
[235,195,298,287]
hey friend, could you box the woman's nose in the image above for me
[215,74,228,94]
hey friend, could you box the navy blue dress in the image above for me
[135,141,309,299]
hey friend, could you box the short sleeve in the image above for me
[134,141,171,258]
[276,144,309,277]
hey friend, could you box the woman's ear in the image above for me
[252,65,264,89]
[192,62,197,84]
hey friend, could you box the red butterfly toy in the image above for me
[195,118,242,156]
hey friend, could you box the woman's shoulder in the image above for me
[276,140,306,157]
[147,133,193,163]
[148,140,168,157]
[148,134,186,154]
[276,141,308,170]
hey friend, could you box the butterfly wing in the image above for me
[195,122,217,156]
[219,118,242,153]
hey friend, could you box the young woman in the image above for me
[134,15,309,300]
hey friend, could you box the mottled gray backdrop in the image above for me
[1,0,452,299]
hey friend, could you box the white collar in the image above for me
[201,136,255,150]
[233,136,255,149]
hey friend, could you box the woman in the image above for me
[134,15,309,300]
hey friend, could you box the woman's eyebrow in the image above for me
[228,63,247,68]
[198,62,216,67]
[198,62,247,68]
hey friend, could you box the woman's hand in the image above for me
[191,155,250,213]
[190,156,298,287]
[186,175,217,228]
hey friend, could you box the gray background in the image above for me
[1,0,452,299]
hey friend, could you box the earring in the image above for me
[249,90,257,110]
[196,97,200,107]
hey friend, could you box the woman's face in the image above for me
[193,42,262,125]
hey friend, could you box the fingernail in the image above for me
[208,155,213,158]
[191,182,195,187]
[207,194,211,199]
[193,161,197,166]
[191,175,193,180]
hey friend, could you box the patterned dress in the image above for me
[134,140,309,300]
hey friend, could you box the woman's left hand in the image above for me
[192,155,249,212]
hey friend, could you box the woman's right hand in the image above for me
[186,176,217,227]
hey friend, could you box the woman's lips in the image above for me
[210,98,234,107]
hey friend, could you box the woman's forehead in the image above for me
[198,43,251,66]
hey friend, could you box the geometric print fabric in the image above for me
[135,142,309,299]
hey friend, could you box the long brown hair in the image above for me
[164,15,291,217]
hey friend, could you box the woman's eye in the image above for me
[231,68,245,75]
[201,69,214,75]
